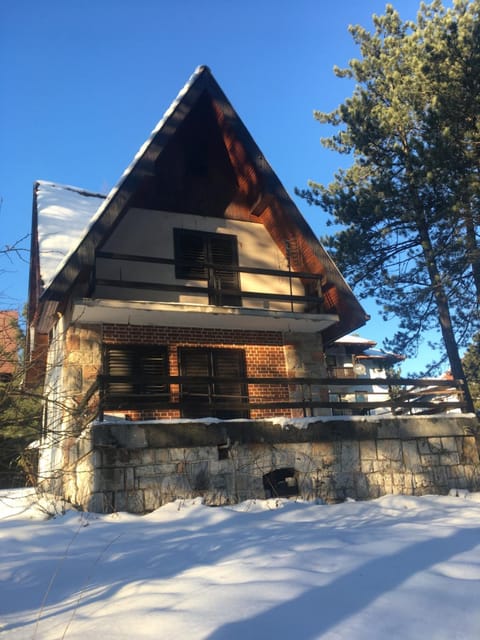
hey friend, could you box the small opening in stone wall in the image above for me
[263,467,298,498]
[217,444,229,460]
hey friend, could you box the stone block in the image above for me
[181,446,216,462]
[377,439,402,461]
[397,472,415,495]
[168,447,189,463]
[462,437,480,464]
[273,448,296,469]
[110,423,147,455]
[114,490,145,513]
[377,421,400,439]
[297,473,315,499]
[141,449,156,465]
[420,454,440,467]
[440,452,460,466]
[360,459,375,473]
[440,437,458,453]
[446,466,468,489]
[354,473,370,500]
[383,473,394,493]
[125,467,135,490]
[144,487,163,512]
[88,492,113,513]
[134,464,160,477]
[334,471,355,492]
[359,440,377,460]
[428,437,443,453]
[402,440,422,472]
[373,459,393,473]
[161,474,192,499]
[94,467,124,492]
[294,451,317,474]
[431,466,448,488]
[340,441,360,471]
[203,489,229,506]
[151,448,169,463]
[233,472,262,501]
[66,365,83,392]
[366,482,382,499]
[185,461,210,491]
[417,438,431,455]
[398,417,466,439]
[412,471,432,489]
[311,441,336,466]
[208,457,232,474]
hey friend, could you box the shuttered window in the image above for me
[174,229,241,306]
[179,347,249,419]
[104,346,169,408]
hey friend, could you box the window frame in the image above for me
[173,228,241,306]
[103,344,169,409]
[178,346,249,419]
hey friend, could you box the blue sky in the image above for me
[1,0,429,371]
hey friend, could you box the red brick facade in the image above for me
[0,310,19,380]
[102,324,291,420]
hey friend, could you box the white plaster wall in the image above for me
[95,209,305,310]
[37,315,68,485]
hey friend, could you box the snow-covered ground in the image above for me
[1,489,480,639]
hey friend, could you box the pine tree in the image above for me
[462,333,480,410]
[0,312,42,487]
[298,1,480,410]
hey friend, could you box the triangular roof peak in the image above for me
[30,66,368,340]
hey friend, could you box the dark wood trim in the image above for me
[95,278,323,305]
[98,374,467,415]
[96,250,325,281]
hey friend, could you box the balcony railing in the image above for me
[94,251,324,312]
[327,367,356,379]
[97,374,468,419]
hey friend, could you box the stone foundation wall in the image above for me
[62,415,480,513]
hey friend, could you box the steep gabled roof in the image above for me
[30,65,368,340]
[34,181,106,291]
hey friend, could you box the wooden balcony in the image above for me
[96,375,468,419]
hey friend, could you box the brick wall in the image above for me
[102,324,291,419]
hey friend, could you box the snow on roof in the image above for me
[334,334,377,346]
[36,66,204,297]
[36,181,105,289]
[359,347,404,361]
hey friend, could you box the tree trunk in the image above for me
[416,216,474,412]
[462,205,480,306]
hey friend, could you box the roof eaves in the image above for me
[38,65,212,305]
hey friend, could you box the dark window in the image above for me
[104,345,169,408]
[174,229,241,306]
[263,468,298,498]
[179,347,249,419]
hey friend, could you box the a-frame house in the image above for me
[28,66,368,510]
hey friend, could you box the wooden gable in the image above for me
[30,66,368,341]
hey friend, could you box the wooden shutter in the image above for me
[178,349,210,417]
[209,235,241,306]
[140,349,169,395]
[174,229,241,306]
[104,346,169,408]
[212,349,247,417]
[179,348,249,419]
[174,229,207,279]
[106,348,135,397]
